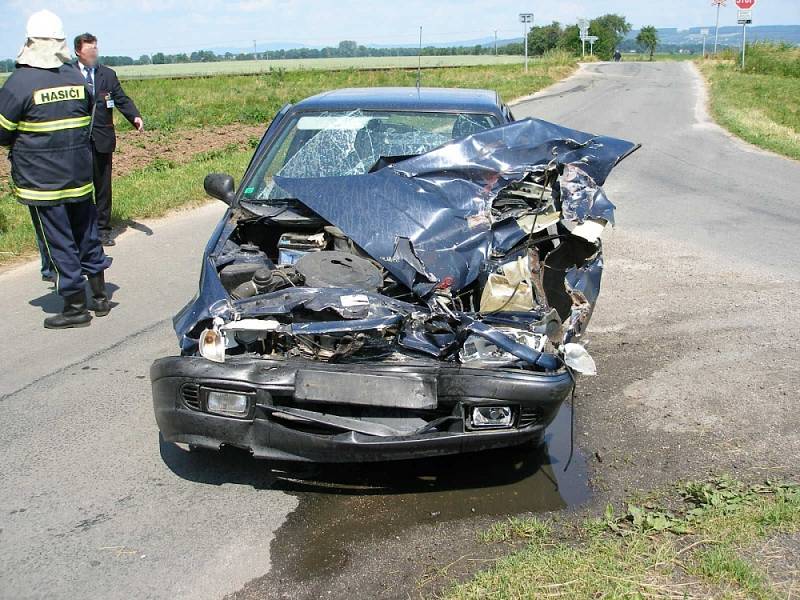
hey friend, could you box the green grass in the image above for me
[0,147,252,263]
[113,53,576,132]
[445,479,800,599]
[1,52,578,264]
[698,44,800,161]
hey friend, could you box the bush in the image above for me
[743,42,800,78]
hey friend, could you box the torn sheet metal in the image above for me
[177,116,637,375]
[275,117,637,297]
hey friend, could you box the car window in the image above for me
[242,109,499,202]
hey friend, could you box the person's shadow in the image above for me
[112,219,154,240]
[29,280,121,314]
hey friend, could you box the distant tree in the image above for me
[557,24,582,54]
[100,55,134,66]
[338,40,358,57]
[151,52,166,64]
[589,14,632,60]
[636,26,659,60]
[137,54,151,65]
[528,22,562,55]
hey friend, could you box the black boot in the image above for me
[44,291,92,329]
[87,272,111,317]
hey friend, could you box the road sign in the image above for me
[700,28,710,36]
[735,0,755,8]
[519,13,534,72]
[737,9,752,24]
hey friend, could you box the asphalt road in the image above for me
[1,61,798,600]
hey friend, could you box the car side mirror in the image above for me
[204,173,236,206]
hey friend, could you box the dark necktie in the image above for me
[85,67,94,99]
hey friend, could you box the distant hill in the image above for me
[626,25,800,48]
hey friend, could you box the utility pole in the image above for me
[741,19,747,68]
[519,13,533,72]
[494,30,498,56]
[253,40,257,61]
[416,26,422,89]
[712,0,726,54]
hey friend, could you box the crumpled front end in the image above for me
[155,117,638,459]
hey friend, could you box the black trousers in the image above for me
[92,147,113,235]
[31,200,111,297]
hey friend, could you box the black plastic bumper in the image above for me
[151,355,573,462]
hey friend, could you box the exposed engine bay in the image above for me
[176,117,638,376]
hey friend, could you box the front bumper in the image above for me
[151,356,573,462]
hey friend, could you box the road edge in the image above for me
[508,62,590,106]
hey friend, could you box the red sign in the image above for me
[735,0,755,8]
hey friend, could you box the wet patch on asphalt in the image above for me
[227,405,589,597]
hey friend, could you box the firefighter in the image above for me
[0,10,112,329]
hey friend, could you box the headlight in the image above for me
[205,389,251,418]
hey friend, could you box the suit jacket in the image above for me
[76,62,141,154]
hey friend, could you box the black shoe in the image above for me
[41,273,55,283]
[44,291,92,329]
[101,235,116,247]
[87,272,111,317]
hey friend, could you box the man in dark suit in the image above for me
[74,33,143,246]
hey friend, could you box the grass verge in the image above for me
[0,146,252,264]
[698,44,800,161]
[445,478,800,599]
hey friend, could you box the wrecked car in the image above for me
[151,87,638,462]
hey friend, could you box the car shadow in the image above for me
[158,433,564,496]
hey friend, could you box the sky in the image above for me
[1,0,798,59]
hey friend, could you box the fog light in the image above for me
[206,390,251,418]
[470,406,514,429]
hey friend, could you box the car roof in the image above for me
[293,87,503,115]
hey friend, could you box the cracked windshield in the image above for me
[244,109,498,201]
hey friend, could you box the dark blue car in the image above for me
[151,87,637,462]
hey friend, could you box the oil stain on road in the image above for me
[160,406,587,597]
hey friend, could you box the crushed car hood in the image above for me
[176,116,638,374]
[275,118,638,297]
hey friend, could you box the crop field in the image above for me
[0,55,528,82]
[0,52,577,265]
[114,55,529,79]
